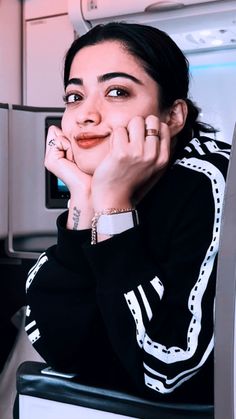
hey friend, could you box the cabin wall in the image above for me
[23,0,74,107]
[0,0,21,104]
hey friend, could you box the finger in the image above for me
[46,125,66,151]
[110,126,129,156]
[66,146,74,162]
[145,128,160,138]
[145,115,160,139]
[127,116,145,154]
[46,125,64,144]
[45,135,72,163]
[144,115,160,157]
[155,122,171,168]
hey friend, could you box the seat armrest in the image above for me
[16,361,214,419]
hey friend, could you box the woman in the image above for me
[25,22,230,403]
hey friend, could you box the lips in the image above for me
[75,132,109,149]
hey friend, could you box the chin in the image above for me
[80,167,95,175]
[73,149,99,174]
[75,161,96,176]
[74,151,109,176]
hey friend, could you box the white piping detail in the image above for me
[25,320,36,332]
[142,158,225,363]
[124,146,228,392]
[26,252,48,291]
[203,140,231,160]
[137,285,152,321]
[124,291,146,348]
[150,276,164,300]
[144,335,214,385]
[28,328,40,344]
[188,138,205,155]
[145,371,197,393]
[25,305,31,317]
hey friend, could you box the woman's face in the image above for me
[62,40,160,174]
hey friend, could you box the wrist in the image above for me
[92,187,132,213]
[93,199,133,213]
[91,208,139,245]
[67,197,94,231]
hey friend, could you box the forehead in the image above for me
[69,40,146,76]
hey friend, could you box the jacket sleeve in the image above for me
[25,212,115,374]
[81,157,228,398]
[25,145,229,399]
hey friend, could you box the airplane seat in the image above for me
[15,125,236,419]
[0,307,44,419]
[15,360,213,419]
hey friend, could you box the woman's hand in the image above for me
[91,115,171,211]
[45,125,94,230]
[45,125,92,196]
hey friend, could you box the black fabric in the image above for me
[24,137,231,404]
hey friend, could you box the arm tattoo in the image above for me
[72,206,81,230]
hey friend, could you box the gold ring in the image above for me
[145,128,159,138]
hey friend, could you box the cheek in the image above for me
[104,108,128,128]
[104,108,140,129]
[109,100,159,127]
[61,112,66,130]
[61,112,71,138]
[142,97,159,116]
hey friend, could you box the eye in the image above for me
[107,87,129,98]
[63,92,83,104]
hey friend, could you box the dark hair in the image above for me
[64,22,216,149]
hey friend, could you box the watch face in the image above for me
[96,210,138,235]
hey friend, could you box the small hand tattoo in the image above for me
[72,206,81,230]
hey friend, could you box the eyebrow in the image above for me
[66,72,143,88]
[98,72,143,85]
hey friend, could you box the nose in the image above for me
[75,97,101,126]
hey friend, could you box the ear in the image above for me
[164,99,188,137]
